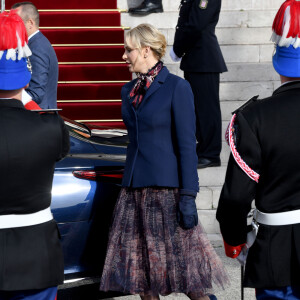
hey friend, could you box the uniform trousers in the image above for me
[256,286,300,299]
[184,72,222,160]
[0,287,57,300]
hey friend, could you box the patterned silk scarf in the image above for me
[130,61,163,108]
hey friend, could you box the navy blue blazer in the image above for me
[27,31,58,109]
[121,67,199,194]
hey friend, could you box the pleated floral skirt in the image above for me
[100,187,229,297]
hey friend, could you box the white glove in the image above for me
[236,221,259,266]
[169,47,181,62]
[236,245,249,266]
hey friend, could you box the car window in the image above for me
[61,116,128,147]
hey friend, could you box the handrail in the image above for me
[1,0,5,12]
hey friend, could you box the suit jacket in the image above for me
[27,31,58,109]
[217,81,300,288]
[173,0,227,73]
[0,99,69,291]
[121,67,199,194]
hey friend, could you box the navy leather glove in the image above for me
[177,194,198,230]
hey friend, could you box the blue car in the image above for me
[52,117,127,296]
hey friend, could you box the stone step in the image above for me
[118,0,283,12]
[174,70,280,97]
[121,10,277,29]
[196,186,222,209]
[221,142,231,164]
[121,11,179,29]
[220,80,280,100]
[198,165,227,186]
[221,45,274,63]
[166,62,278,82]
[216,27,273,46]
[198,209,221,234]
[160,27,273,46]
[123,20,274,46]
[109,73,280,101]
[260,45,276,62]
[221,100,245,120]
[164,45,273,64]
[222,0,283,11]
[196,185,223,234]
[219,10,276,28]
[222,63,278,82]
[221,120,232,142]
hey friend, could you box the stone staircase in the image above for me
[118,0,283,233]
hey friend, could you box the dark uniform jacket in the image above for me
[217,81,300,288]
[173,0,227,73]
[121,67,199,194]
[0,99,69,291]
[27,31,59,109]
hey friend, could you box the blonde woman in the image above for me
[100,24,229,300]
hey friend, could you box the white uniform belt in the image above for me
[254,208,300,226]
[0,207,53,229]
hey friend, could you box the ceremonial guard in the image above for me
[170,0,227,168]
[0,11,69,300]
[217,0,300,298]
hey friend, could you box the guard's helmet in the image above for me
[0,10,32,90]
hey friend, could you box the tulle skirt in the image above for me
[100,187,229,297]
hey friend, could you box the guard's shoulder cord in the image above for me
[225,96,260,183]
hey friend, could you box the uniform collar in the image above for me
[0,98,25,109]
[273,80,300,96]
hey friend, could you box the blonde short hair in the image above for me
[125,24,167,60]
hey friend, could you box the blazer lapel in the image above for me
[137,66,169,111]
[123,80,137,115]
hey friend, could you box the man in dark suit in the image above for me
[171,0,227,169]
[12,2,58,109]
[217,0,300,298]
[0,10,69,300]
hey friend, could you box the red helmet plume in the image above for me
[0,10,28,51]
[271,0,300,48]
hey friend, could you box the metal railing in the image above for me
[1,0,5,12]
